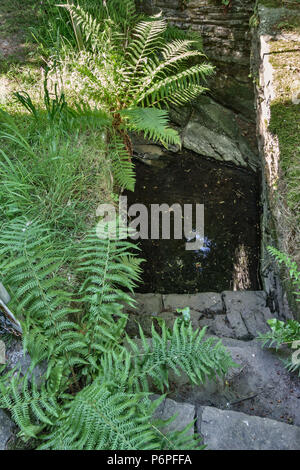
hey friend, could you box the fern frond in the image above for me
[121,108,181,147]
[108,134,136,191]
[0,374,61,439]
[74,226,142,362]
[126,15,167,75]
[138,63,214,107]
[39,382,157,450]
[68,5,101,46]
[126,319,237,393]
[128,41,208,100]
[69,101,112,130]
[0,218,86,372]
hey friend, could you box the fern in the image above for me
[108,135,136,191]
[55,4,214,191]
[0,216,235,449]
[0,4,234,451]
[258,318,300,377]
[267,246,300,301]
[125,321,237,393]
[39,384,157,450]
[75,225,142,369]
[0,218,87,376]
[0,373,61,439]
[121,108,181,147]
[257,248,300,376]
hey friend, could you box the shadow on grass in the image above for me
[0,0,43,70]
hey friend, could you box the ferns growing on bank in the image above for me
[0,104,235,447]
[0,217,236,449]
[46,2,214,191]
[0,1,233,451]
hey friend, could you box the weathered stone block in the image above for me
[197,406,300,450]
[152,396,195,436]
[0,410,15,450]
[163,293,223,315]
[223,291,273,338]
[126,293,163,315]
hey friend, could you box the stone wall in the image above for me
[125,291,289,340]
[251,4,300,319]
[138,0,256,117]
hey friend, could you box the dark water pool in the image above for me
[125,151,261,294]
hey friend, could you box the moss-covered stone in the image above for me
[268,37,300,225]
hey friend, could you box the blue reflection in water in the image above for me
[198,236,215,257]
[185,233,217,273]
[185,232,215,258]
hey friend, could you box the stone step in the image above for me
[125,291,280,341]
[129,335,300,428]
[153,396,300,450]
[0,410,15,450]
[1,395,299,450]
[197,406,300,450]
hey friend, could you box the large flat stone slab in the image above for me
[125,293,224,337]
[171,338,300,427]
[222,291,273,339]
[0,410,15,450]
[182,97,258,171]
[152,396,195,436]
[197,406,300,450]
[163,293,223,316]
[183,120,248,168]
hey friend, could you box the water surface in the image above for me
[125,151,261,293]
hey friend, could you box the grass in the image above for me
[0,0,115,252]
[0,0,41,65]
[0,106,114,244]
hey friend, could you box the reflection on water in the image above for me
[125,151,261,293]
[196,236,214,258]
[233,244,251,290]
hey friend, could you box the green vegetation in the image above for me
[258,247,300,376]
[0,217,235,449]
[268,36,300,265]
[0,0,233,450]
[258,318,300,375]
[267,247,300,302]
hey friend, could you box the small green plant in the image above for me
[259,318,300,348]
[258,318,300,375]
[258,247,300,376]
[267,246,300,301]
[176,307,191,324]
